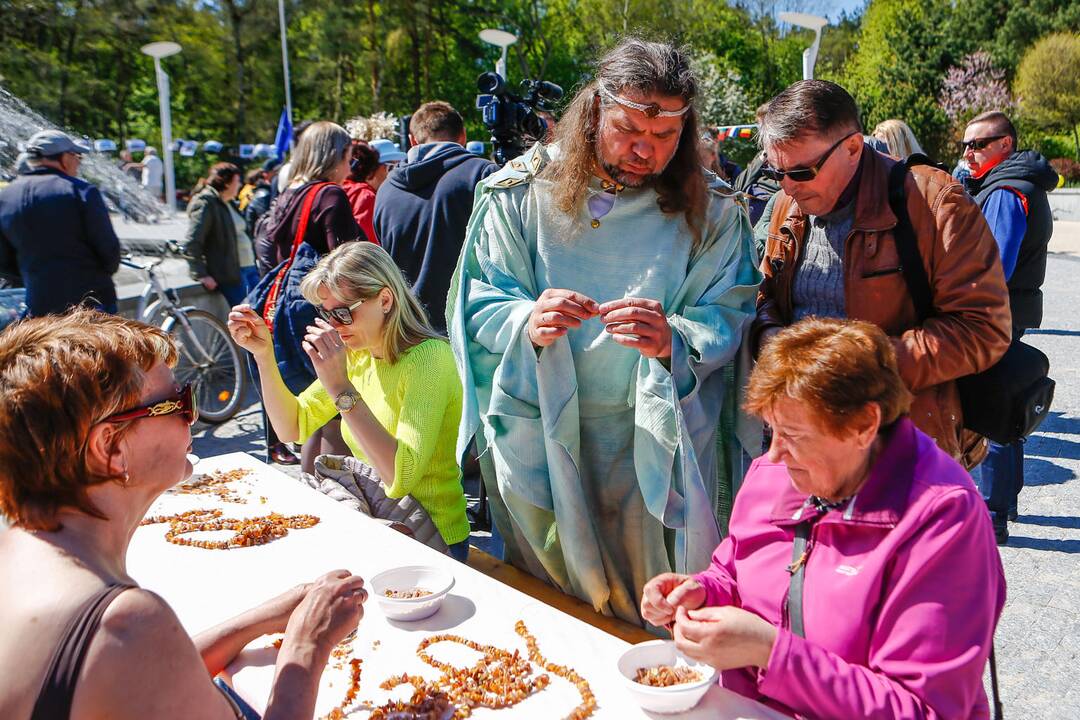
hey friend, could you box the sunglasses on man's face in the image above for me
[958,136,1006,153]
[315,298,366,325]
[103,384,198,426]
[762,132,858,183]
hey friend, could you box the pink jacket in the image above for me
[694,417,1005,719]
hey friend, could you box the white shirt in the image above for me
[142,154,163,191]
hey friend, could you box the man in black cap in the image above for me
[0,130,121,316]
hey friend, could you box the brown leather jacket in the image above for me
[755,148,1011,460]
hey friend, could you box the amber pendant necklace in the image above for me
[586,178,624,229]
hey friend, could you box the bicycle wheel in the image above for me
[163,309,246,423]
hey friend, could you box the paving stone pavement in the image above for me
[989,250,1080,718]
[191,250,1080,718]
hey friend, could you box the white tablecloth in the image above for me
[128,452,786,719]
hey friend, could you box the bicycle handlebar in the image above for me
[119,239,193,270]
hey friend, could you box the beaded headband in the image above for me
[596,84,691,118]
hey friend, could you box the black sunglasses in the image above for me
[762,132,858,183]
[315,298,365,325]
[958,136,1006,153]
[102,384,198,426]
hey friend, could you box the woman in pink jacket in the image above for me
[642,317,1005,719]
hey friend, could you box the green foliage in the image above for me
[840,0,960,161]
[1014,32,1080,160]
[950,0,1080,76]
[0,0,811,180]
[815,10,862,81]
[0,0,1072,182]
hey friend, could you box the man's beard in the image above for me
[596,148,662,188]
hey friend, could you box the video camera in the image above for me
[476,71,563,166]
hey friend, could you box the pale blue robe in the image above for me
[447,144,760,625]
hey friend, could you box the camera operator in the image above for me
[374,102,497,333]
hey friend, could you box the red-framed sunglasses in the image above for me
[102,384,198,426]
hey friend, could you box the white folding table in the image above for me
[128,452,787,719]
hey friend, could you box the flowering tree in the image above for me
[692,52,758,165]
[344,112,399,142]
[939,51,1013,132]
[692,52,755,129]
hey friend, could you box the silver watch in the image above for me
[334,390,360,413]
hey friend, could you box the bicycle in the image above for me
[122,239,246,423]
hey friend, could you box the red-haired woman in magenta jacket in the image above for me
[643,318,1005,719]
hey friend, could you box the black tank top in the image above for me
[28,583,249,720]
[29,584,133,720]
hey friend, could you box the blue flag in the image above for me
[274,108,293,160]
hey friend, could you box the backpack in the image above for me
[887,154,1055,446]
[252,183,318,276]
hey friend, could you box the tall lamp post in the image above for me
[278,0,293,124]
[141,41,182,213]
[479,28,518,79]
[778,12,829,80]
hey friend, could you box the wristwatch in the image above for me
[334,389,361,414]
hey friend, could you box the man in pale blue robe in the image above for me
[447,39,760,627]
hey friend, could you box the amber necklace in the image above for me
[586,177,624,229]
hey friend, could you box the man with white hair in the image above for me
[140,146,164,200]
[0,130,120,315]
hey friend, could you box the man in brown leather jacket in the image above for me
[753,81,1011,463]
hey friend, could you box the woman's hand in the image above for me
[228,304,273,360]
[303,318,350,395]
[641,573,707,628]
[253,582,313,634]
[282,570,367,656]
[673,605,778,671]
[199,275,219,291]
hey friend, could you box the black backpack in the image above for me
[887,155,1055,446]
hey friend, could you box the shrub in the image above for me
[1050,158,1080,184]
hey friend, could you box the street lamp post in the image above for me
[479,28,518,79]
[141,41,182,213]
[278,0,293,124]
[778,12,829,80]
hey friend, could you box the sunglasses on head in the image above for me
[762,132,858,183]
[958,136,1006,153]
[102,384,198,426]
[315,298,366,325]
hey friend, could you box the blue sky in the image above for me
[819,0,867,21]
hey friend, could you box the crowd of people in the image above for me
[0,34,1063,719]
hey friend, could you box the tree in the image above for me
[840,0,961,160]
[0,0,855,175]
[950,0,1080,75]
[692,53,753,128]
[939,51,1012,134]
[816,10,862,81]
[1014,32,1080,160]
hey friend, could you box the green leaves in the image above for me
[1015,32,1080,159]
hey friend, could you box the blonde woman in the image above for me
[255,120,365,274]
[228,242,471,559]
[872,119,924,159]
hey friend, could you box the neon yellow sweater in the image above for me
[295,339,470,544]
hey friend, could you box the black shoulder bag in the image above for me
[887,155,1055,446]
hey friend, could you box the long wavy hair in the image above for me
[299,242,442,364]
[540,38,708,248]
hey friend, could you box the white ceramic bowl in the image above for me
[370,565,455,622]
[616,639,717,714]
